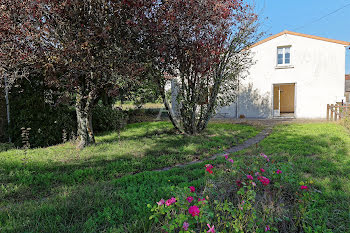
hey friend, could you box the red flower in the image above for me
[300,185,308,190]
[188,205,200,217]
[258,176,270,186]
[236,180,242,187]
[205,164,214,174]
[189,186,195,192]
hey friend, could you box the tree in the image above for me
[144,0,261,134]
[31,0,154,148]
[0,0,39,86]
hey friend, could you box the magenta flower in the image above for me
[260,168,265,173]
[229,159,234,164]
[189,186,196,192]
[165,197,176,206]
[300,185,308,190]
[183,222,189,231]
[224,154,228,160]
[276,169,282,174]
[236,180,242,187]
[258,176,270,186]
[205,164,214,174]
[157,199,165,206]
[247,175,253,180]
[265,225,270,232]
[207,224,215,233]
[188,205,200,217]
[260,153,270,162]
[186,196,194,203]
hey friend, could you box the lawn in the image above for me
[0,121,259,232]
[235,122,350,232]
[0,122,349,232]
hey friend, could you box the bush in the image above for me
[127,108,167,123]
[6,78,77,148]
[340,117,350,131]
[92,104,127,133]
[149,154,313,232]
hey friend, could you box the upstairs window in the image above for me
[277,46,291,65]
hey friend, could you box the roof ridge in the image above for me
[250,30,350,49]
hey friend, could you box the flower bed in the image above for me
[149,153,313,232]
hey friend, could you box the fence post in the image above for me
[335,104,338,121]
[327,104,330,120]
[330,104,334,121]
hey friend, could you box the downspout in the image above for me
[4,75,11,143]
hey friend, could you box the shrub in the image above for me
[126,108,166,123]
[149,154,313,232]
[92,104,127,133]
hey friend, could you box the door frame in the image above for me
[272,82,297,118]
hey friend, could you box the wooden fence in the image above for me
[327,103,350,121]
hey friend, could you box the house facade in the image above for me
[217,30,350,119]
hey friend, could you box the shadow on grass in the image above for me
[0,122,257,204]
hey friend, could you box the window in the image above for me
[277,46,291,65]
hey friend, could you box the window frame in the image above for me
[276,46,292,66]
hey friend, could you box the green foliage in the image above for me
[6,77,77,148]
[126,108,166,123]
[92,104,127,133]
[150,155,312,232]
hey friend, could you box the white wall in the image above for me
[219,33,346,119]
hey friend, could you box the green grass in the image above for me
[115,101,164,110]
[0,121,259,232]
[235,122,350,232]
[2,121,348,232]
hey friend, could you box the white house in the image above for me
[217,30,350,119]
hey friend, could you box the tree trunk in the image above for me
[76,91,95,149]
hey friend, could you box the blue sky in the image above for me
[252,0,350,73]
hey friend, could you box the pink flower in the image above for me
[247,175,253,180]
[165,197,176,206]
[301,185,308,190]
[265,225,270,231]
[260,168,265,173]
[252,182,256,187]
[188,205,200,217]
[258,176,270,186]
[198,198,206,203]
[224,154,228,159]
[186,196,194,203]
[236,180,242,187]
[276,169,282,174]
[260,153,270,162]
[255,172,260,176]
[189,186,195,192]
[183,222,189,231]
[229,159,234,164]
[205,164,214,174]
[157,199,165,206]
[207,224,215,233]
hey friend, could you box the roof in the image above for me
[250,30,350,49]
